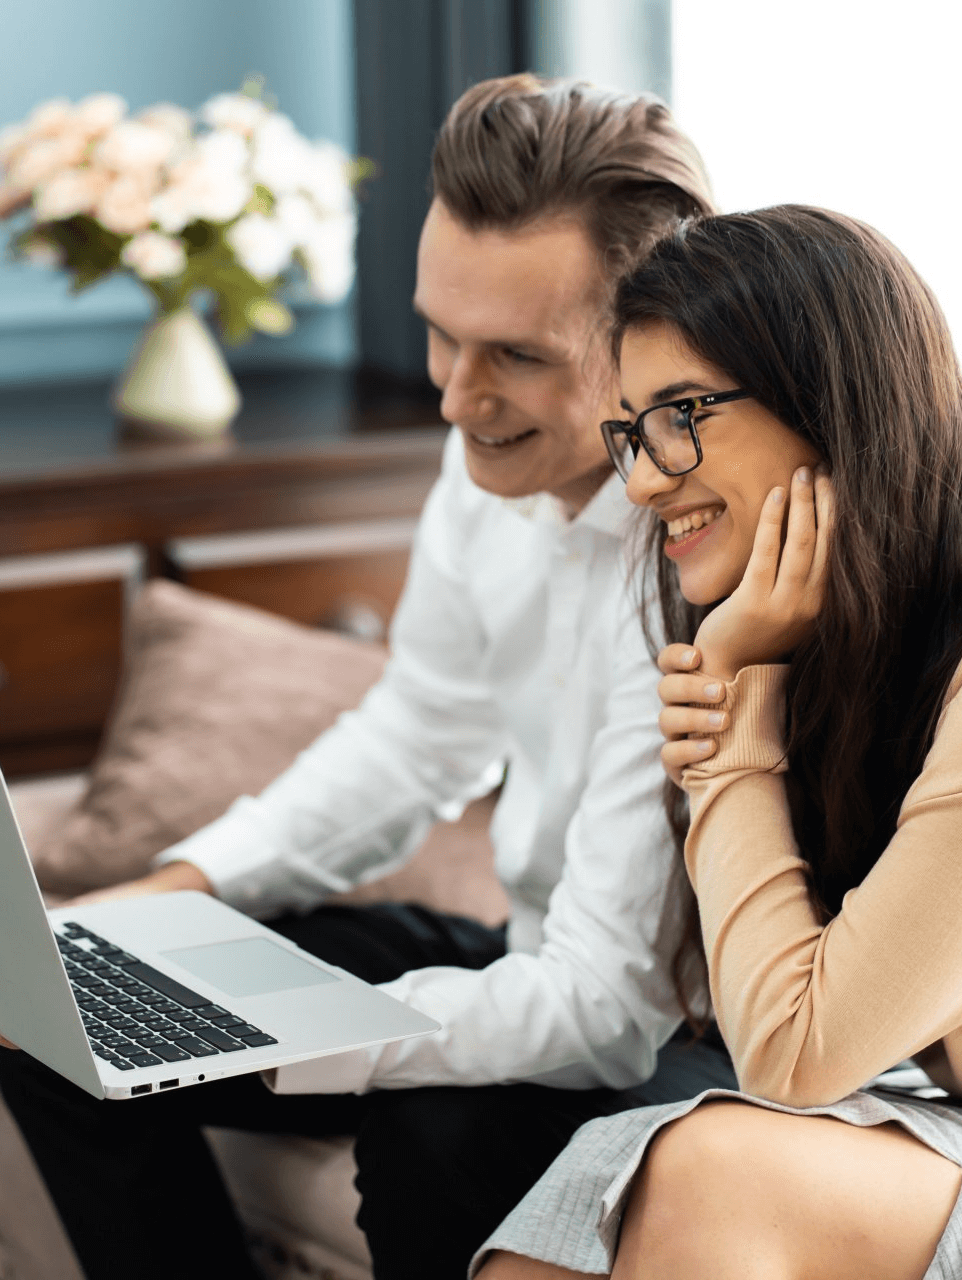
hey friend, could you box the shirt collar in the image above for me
[502,469,634,540]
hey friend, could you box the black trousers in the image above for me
[0,903,736,1280]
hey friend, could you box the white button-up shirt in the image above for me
[160,429,683,1093]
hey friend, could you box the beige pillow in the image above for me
[31,579,387,895]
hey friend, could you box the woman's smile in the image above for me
[664,505,727,558]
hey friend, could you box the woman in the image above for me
[471,205,962,1278]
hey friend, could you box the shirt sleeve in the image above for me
[270,589,684,1096]
[155,430,510,919]
[681,662,962,1107]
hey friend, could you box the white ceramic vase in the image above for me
[112,307,241,438]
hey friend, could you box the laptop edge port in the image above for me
[131,1084,153,1096]
[159,1079,178,1090]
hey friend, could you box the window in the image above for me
[672,0,962,343]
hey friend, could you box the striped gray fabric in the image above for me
[470,1087,962,1277]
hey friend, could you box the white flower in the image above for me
[74,93,127,137]
[273,192,315,242]
[249,114,312,195]
[96,174,155,235]
[26,98,75,137]
[121,230,187,279]
[34,167,109,220]
[136,103,193,142]
[22,237,64,268]
[226,212,293,280]
[151,133,251,232]
[0,123,30,167]
[195,129,248,173]
[96,121,176,173]
[299,211,356,303]
[300,141,353,215]
[201,92,267,136]
[9,134,89,192]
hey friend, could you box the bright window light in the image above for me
[672,0,962,345]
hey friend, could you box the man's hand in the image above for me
[65,860,215,908]
[693,465,834,681]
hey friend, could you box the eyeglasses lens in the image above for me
[642,406,699,476]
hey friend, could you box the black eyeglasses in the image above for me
[600,390,751,480]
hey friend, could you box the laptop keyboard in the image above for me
[56,921,278,1072]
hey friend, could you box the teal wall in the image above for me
[0,0,356,386]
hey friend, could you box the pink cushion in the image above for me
[30,580,386,895]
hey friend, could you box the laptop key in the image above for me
[60,922,96,939]
[172,1037,220,1058]
[142,1016,179,1033]
[194,1027,247,1052]
[126,1052,163,1067]
[220,1022,259,1037]
[115,962,209,1010]
[238,1033,279,1047]
[192,1005,232,1020]
[151,1044,192,1063]
[172,1017,210,1034]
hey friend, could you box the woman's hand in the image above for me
[656,643,728,787]
[694,465,834,681]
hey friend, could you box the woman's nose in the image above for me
[439,352,497,425]
[625,451,683,508]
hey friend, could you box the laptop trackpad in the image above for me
[162,937,340,997]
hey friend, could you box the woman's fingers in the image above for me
[662,737,716,787]
[657,644,700,675]
[658,672,725,708]
[0,1035,20,1051]
[775,467,818,592]
[809,466,835,596]
[659,704,728,739]
[740,484,787,593]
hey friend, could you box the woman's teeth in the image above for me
[667,507,724,542]
[471,430,534,447]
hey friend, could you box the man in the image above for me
[0,75,730,1280]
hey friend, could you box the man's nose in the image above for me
[625,451,683,508]
[439,351,497,425]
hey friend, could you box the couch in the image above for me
[0,580,509,1280]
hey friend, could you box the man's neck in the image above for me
[549,462,615,518]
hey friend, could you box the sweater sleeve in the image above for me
[682,663,962,1107]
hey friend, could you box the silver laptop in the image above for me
[0,772,439,1100]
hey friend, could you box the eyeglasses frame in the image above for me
[601,389,752,479]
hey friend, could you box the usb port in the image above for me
[159,1079,178,1091]
[131,1084,152,1096]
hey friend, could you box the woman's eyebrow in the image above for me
[649,380,718,403]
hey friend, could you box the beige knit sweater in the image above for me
[683,662,962,1107]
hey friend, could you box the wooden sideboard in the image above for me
[0,368,445,777]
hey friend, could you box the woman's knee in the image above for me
[613,1102,962,1280]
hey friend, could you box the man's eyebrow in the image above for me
[412,305,559,356]
[412,299,440,329]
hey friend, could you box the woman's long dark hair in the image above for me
[615,206,962,1024]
